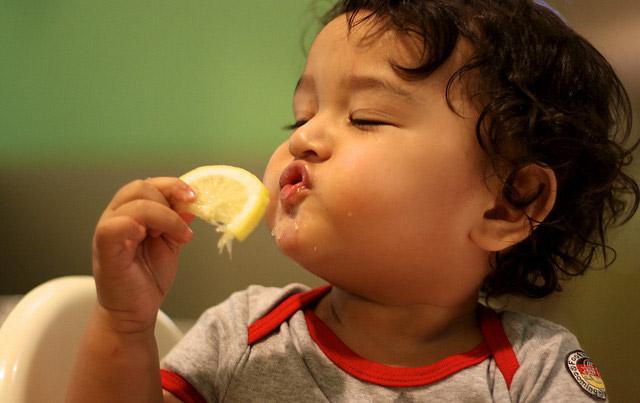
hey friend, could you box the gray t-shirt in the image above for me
[161,284,607,402]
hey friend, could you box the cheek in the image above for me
[322,151,383,217]
[262,142,290,228]
[329,151,437,215]
[328,148,476,245]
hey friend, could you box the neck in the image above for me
[314,286,483,368]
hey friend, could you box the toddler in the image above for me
[67,0,638,402]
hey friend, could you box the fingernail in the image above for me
[185,188,197,200]
[184,227,194,240]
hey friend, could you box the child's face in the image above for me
[263,14,496,306]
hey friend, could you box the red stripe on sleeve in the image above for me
[479,307,520,388]
[160,369,207,403]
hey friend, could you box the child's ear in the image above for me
[470,164,557,252]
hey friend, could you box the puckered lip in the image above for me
[279,160,311,190]
[279,161,312,212]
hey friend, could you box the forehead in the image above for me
[307,13,423,77]
[301,12,473,97]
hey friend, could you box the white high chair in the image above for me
[0,276,183,403]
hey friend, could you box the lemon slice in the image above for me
[176,165,269,255]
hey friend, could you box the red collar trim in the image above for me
[247,286,519,388]
[247,285,332,345]
[304,308,490,387]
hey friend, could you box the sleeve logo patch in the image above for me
[565,350,607,400]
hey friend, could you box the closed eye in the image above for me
[282,120,308,131]
[283,118,390,131]
[350,118,390,131]
[350,119,388,127]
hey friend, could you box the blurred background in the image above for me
[1,0,638,400]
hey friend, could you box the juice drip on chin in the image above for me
[270,225,282,242]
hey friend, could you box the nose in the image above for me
[287,118,332,162]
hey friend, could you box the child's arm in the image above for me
[66,178,196,403]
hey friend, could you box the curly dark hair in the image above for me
[322,0,639,298]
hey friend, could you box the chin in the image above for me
[271,219,306,259]
[273,230,331,278]
[273,230,301,258]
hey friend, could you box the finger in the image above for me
[93,215,147,268]
[144,177,197,206]
[114,199,194,244]
[108,179,171,211]
[178,212,196,225]
[108,178,196,212]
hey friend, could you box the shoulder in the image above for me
[500,310,608,401]
[187,282,312,336]
[500,310,580,378]
[244,283,312,324]
[163,284,310,358]
[501,310,580,353]
[198,283,311,325]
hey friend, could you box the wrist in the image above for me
[68,306,163,403]
[94,304,158,338]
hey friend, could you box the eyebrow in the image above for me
[294,74,415,101]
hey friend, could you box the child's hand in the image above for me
[91,177,196,334]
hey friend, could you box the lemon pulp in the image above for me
[176,165,269,255]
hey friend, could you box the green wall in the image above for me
[1,0,328,166]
